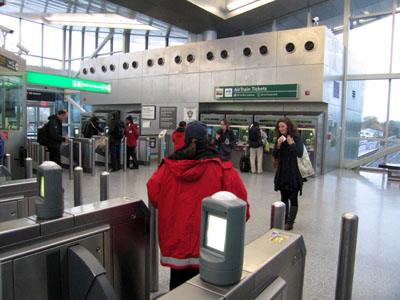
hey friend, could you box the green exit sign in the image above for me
[27,71,112,94]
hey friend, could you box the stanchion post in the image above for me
[335,213,359,300]
[25,157,33,179]
[149,202,159,292]
[4,153,11,172]
[105,138,109,172]
[100,171,110,201]
[40,146,45,164]
[91,138,96,177]
[74,167,83,207]
[69,139,74,180]
[123,137,127,172]
[270,201,286,230]
[77,141,82,167]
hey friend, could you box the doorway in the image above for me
[27,100,55,138]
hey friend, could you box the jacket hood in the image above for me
[162,158,231,182]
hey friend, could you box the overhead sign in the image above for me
[26,71,112,94]
[0,54,18,72]
[215,84,299,100]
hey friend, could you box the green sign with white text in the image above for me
[27,71,112,93]
[215,84,298,100]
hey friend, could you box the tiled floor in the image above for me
[62,164,400,300]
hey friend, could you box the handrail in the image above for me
[345,144,400,169]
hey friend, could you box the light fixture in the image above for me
[12,13,160,31]
[227,0,258,11]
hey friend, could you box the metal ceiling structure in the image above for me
[0,0,396,38]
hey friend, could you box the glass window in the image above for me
[0,14,20,53]
[275,9,307,31]
[22,55,42,67]
[84,31,96,58]
[43,59,63,70]
[21,20,42,56]
[392,13,400,73]
[351,0,394,16]
[348,15,392,74]
[389,79,400,140]
[169,37,187,46]
[130,34,145,52]
[71,29,83,59]
[70,60,81,72]
[43,25,63,59]
[148,35,165,49]
[344,80,389,160]
[98,30,111,55]
[113,33,123,53]
[0,75,24,131]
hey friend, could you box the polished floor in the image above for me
[62,162,400,300]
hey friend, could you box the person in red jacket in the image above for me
[147,120,250,290]
[125,116,139,169]
[172,121,186,152]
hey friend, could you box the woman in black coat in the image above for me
[272,117,304,230]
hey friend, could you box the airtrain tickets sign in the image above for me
[215,84,299,100]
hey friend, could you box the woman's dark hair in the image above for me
[274,117,298,137]
[57,109,67,116]
[111,111,119,119]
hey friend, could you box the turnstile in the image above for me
[0,178,38,221]
[159,229,306,300]
[0,197,150,300]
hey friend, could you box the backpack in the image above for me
[37,121,49,146]
[249,125,260,142]
[116,121,125,139]
[239,155,250,172]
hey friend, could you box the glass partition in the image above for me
[0,75,24,131]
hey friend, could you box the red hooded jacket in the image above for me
[147,157,250,269]
[125,123,139,147]
[172,129,185,151]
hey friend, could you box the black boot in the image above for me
[282,201,289,224]
[284,206,298,230]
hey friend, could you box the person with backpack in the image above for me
[82,115,102,138]
[108,111,124,172]
[125,115,139,169]
[147,120,250,291]
[46,110,69,166]
[248,122,267,174]
[172,121,186,152]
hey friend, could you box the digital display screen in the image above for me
[40,176,45,198]
[98,123,102,128]
[205,214,227,253]
[207,127,212,136]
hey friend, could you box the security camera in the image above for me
[312,17,319,26]
[0,25,14,34]
[17,43,30,55]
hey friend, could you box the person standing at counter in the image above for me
[248,122,267,174]
[125,115,139,169]
[172,121,186,152]
[215,119,236,161]
[47,109,69,166]
[272,117,304,231]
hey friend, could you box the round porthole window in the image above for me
[187,54,195,63]
[259,45,268,55]
[243,47,252,57]
[123,62,129,70]
[305,41,315,51]
[90,67,95,74]
[132,61,138,69]
[286,42,295,53]
[109,64,115,72]
[82,68,88,75]
[175,56,182,64]
[101,66,107,73]
[158,57,165,66]
[147,59,154,67]
[220,50,229,59]
[206,51,214,61]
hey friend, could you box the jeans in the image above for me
[110,142,121,171]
